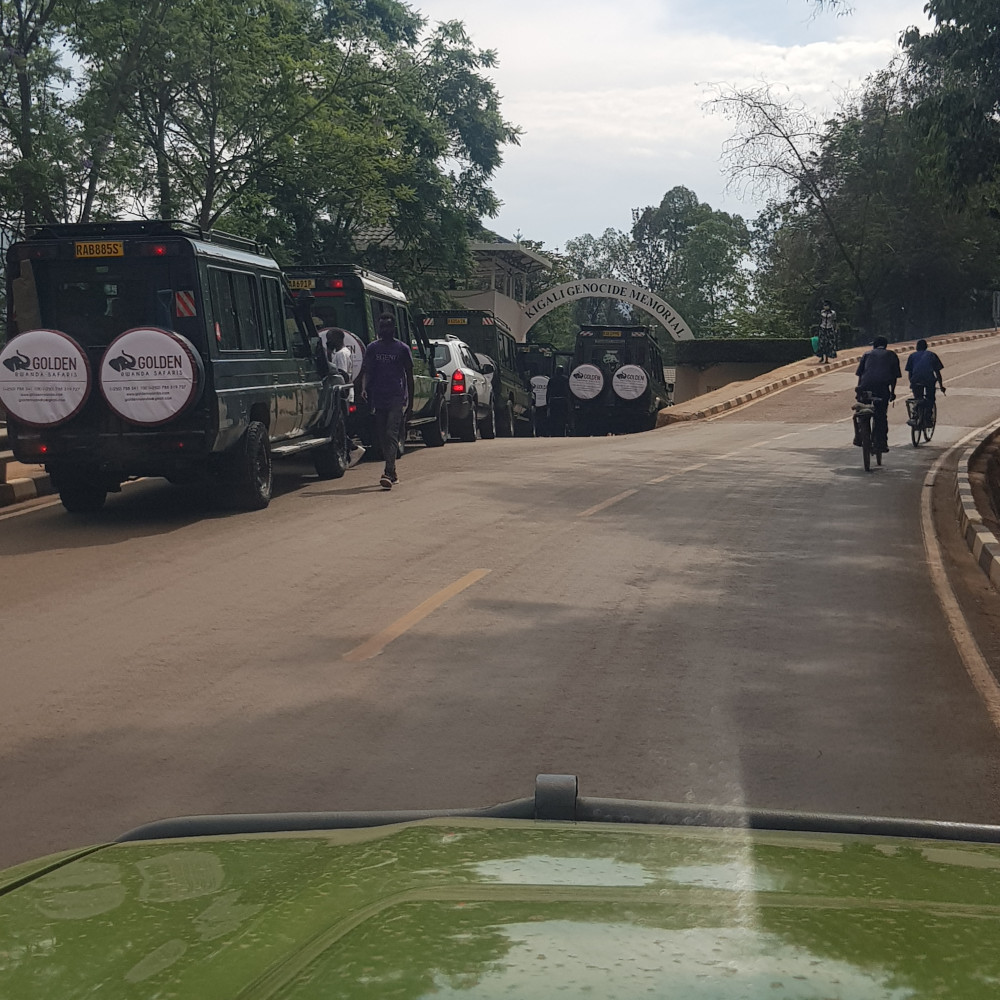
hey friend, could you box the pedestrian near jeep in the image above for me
[326,328,366,469]
[360,314,413,490]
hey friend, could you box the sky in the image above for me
[410,0,932,250]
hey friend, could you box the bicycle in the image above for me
[906,392,939,447]
[852,390,885,472]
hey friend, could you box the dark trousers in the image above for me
[547,398,568,436]
[857,387,890,448]
[533,405,548,436]
[374,403,404,477]
[912,382,937,405]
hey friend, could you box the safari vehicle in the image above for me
[0,220,351,513]
[420,309,531,436]
[285,265,448,449]
[4,774,1000,998]
[569,324,670,435]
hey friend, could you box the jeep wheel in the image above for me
[59,478,108,513]
[230,420,272,510]
[421,398,449,448]
[480,402,496,439]
[457,397,480,442]
[313,410,349,480]
[497,400,515,437]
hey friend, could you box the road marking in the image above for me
[748,430,800,448]
[342,569,491,662]
[577,489,639,518]
[647,463,706,485]
[922,426,1000,736]
[0,498,61,521]
[949,359,1000,382]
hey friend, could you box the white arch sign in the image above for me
[522,279,695,341]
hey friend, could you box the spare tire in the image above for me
[612,364,649,400]
[569,364,604,400]
[0,329,91,427]
[99,327,204,426]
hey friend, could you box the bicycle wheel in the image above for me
[860,421,872,471]
[923,402,936,442]
[910,409,921,448]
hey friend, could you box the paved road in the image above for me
[3,338,1000,867]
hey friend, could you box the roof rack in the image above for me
[286,263,400,289]
[22,219,266,255]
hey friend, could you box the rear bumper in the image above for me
[10,424,210,477]
[446,392,474,422]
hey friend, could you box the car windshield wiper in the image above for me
[116,774,1000,845]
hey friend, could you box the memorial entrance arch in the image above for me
[522,279,694,341]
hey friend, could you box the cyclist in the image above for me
[905,339,946,426]
[855,336,901,452]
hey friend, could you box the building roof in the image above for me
[470,240,552,275]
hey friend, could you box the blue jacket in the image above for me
[856,347,901,391]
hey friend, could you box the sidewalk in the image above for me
[658,328,999,427]
[0,424,52,507]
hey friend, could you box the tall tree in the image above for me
[0,0,73,227]
[903,1,1000,205]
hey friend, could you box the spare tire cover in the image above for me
[319,327,365,381]
[612,364,649,400]
[0,329,92,427]
[99,327,204,426]
[569,364,604,400]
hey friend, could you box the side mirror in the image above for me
[480,362,495,375]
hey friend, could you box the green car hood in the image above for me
[2,818,1000,998]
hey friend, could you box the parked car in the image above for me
[420,310,531,437]
[0,220,351,512]
[569,324,671,435]
[430,336,496,441]
[4,775,1000,998]
[285,264,448,450]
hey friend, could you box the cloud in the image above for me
[414,0,929,246]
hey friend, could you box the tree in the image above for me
[729,69,1000,340]
[0,0,75,227]
[903,1,1000,204]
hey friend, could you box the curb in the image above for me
[658,328,999,427]
[0,472,53,508]
[956,426,1000,589]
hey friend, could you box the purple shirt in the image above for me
[363,338,412,409]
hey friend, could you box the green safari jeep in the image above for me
[2,775,1000,998]
[1,220,353,512]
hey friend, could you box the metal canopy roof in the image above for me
[470,240,552,274]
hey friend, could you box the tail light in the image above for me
[137,242,179,256]
[348,404,357,415]
[451,370,466,395]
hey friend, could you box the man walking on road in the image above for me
[530,373,550,436]
[360,314,413,490]
[855,336,901,451]
[546,365,570,437]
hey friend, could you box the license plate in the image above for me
[447,318,468,325]
[601,331,622,337]
[288,278,315,290]
[75,241,123,258]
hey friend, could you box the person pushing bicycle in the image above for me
[855,336,901,452]
[905,339,945,426]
